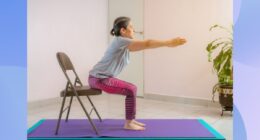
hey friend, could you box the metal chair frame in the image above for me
[55,52,102,135]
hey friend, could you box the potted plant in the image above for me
[206,24,233,116]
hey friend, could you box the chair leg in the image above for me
[55,96,67,135]
[86,96,102,122]
[76,95,99,135]
[65,96,73,122]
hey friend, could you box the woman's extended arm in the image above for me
[127,37,187,52]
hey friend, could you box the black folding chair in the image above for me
[55,52,102,135]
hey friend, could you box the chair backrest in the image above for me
[56,52,75,71]
[56,52,83,87]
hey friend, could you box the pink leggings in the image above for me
[88,75,137,120]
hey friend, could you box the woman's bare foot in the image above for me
[124,120,145,131]
[132,120,146,127]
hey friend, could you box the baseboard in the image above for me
[144,93,220,108]
[28,97,61,111]
[28,93,220,109]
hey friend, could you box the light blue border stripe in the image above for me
[198,119,225,139]
[28,119,46,134]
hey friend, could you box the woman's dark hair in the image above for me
[110,16,131,36]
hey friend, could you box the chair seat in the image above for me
[60,85,102,97]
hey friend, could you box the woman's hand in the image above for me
[167,37,187,47]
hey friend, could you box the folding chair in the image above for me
[55,52,102,135]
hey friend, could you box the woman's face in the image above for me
[121,22,135,39]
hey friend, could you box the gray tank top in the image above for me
[89,36,133,78]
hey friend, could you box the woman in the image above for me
[88,17,187,131]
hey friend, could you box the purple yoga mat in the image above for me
[28,119,214,138]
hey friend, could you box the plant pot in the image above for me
[218,85,233,116]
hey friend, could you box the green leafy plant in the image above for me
[206,24,233,86]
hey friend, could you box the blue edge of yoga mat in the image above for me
[27,119,225,140]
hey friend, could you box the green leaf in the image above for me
[210,24,233,35]
[217,50,232,83]
[211,42,226,51]
[213,50,224,72]
[218,50,230,74]
[207,40,232,53]
[206,38,224,51]
[206,42,213,52]
[208,52,212,62]
[210,24,218,31]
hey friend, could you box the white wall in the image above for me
[28,0,108,102]
[144,0,233,100]
[28,0,233,102]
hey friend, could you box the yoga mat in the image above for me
[28,119,217,138]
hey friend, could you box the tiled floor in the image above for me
[28,94,233,140]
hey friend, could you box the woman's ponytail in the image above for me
[110,17,130,36]
[110,28,115,36]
